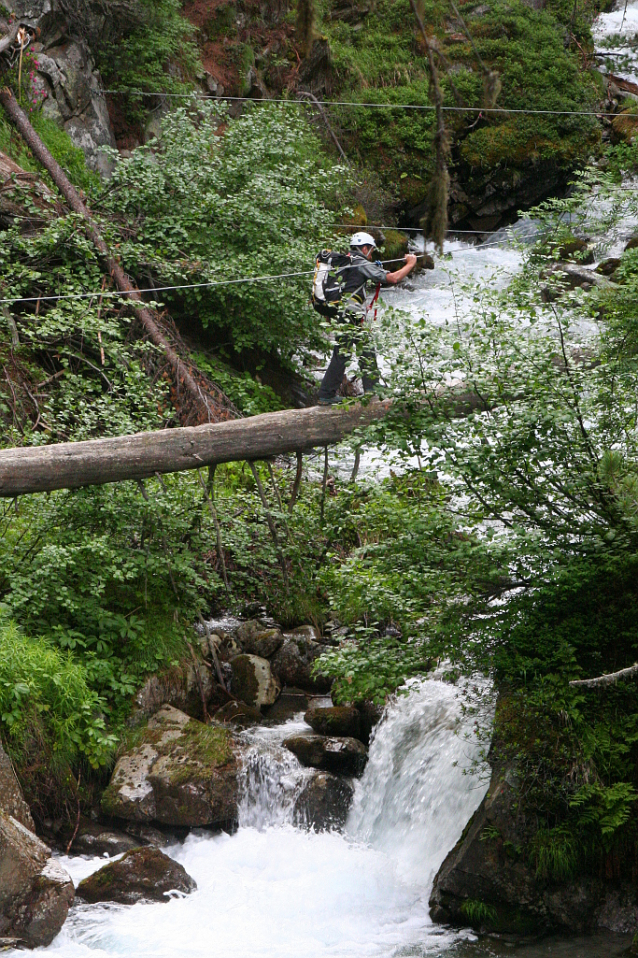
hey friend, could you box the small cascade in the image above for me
[348,677,492,887]
[237,723,312,829]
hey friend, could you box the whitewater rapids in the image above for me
[29,679,489,958]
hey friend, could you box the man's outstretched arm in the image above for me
[385,253,418,285]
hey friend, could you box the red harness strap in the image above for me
[367,283,381,322]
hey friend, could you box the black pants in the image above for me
[318,311,380,400]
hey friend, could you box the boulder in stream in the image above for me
[429,755,638,935]
[101,705,238,828]
[71,819,139,856]
[0,741,74,948]
[271,635,332,692]
[294,772,354,830]
[0,813,74,948]
[305,705,361,740]
[236,621,284,658]
[77,847,196,904]
[283,733,368,776]
[230,654,280,708]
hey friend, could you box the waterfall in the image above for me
[348,677,492,887]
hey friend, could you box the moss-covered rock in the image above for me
[236,621,284,658]
[230,654,281,708]
[76,847,196,905]
[305,706,361,740]
[101,705,238,828]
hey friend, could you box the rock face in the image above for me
[0,742,34,831]
[230,654,280,708]
[305,706,361,740]
[77,847,196,905]
[102,705,238,828]
[5,0,116,174]
[294,772,354,831]
[0,813,74,948]
[134,662,213,721]
[271,634,332,692]
[430,759,638,935]
[283,734,367,777]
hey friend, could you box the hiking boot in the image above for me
[317,395,343,406]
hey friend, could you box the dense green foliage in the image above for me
[94,0,200,116]
[98,103,345,359]
[316,0,602,206]
[0,616,116,817]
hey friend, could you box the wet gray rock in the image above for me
[134,662,213,722]
[6,0,116,174]
[236,620,284,658]
[102,705,239,828]
[305,705,361,740]
[71,820,139,857]
[0,814,74,948]
[294,772,354,830]
[230,654,280,708]
[542,262,613,301]
[125,823,174,848]
[77,847,196,904]
[271,635,332,692]
[287,625,323,644]
[283,733,367,777]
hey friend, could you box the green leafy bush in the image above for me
[0,617,116,771]
[98,103,345,362]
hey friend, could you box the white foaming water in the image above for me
[348,678,491,888]
[31,679,488,958]
[236,717,313,829]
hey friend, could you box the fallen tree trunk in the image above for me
[0,401,392,496]
[0,88,220,423]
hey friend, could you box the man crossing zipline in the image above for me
[312,231,418,405]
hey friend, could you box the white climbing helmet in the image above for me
[350,231,377,250]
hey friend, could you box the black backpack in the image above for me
[311,250,357,317]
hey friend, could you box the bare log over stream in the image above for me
[0,401,392,497]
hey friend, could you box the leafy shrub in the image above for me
[98,103,346,362]
[0,617,116,771]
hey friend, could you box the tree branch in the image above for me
[570,662,638,688]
